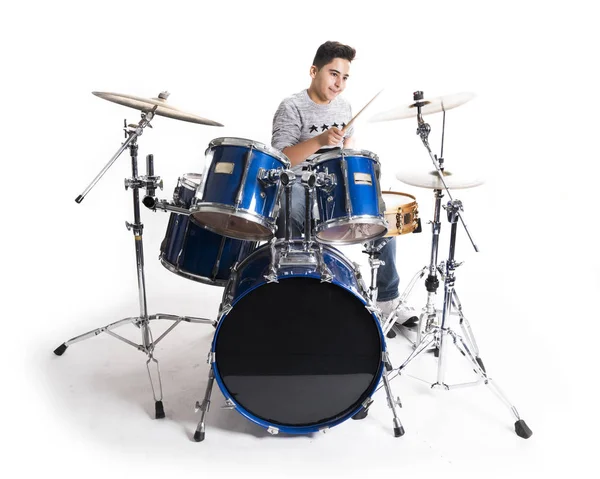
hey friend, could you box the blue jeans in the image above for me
[276,182,399,301]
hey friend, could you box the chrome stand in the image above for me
[54,110,216,418]
[395,199,532,439]
[384,90,531,438]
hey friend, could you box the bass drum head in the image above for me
[214,277,383,429]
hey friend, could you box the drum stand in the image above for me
[54,110,215,418]
[193,172,406,441]
[386,91,532,438]
[392,199,532,438]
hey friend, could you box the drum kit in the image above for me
[53,88,532,442]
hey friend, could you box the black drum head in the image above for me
[214,277,382,428]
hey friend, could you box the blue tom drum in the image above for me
[160,173,256,286]
[190,138,290,242]
[311,149,387,245]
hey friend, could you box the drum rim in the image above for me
[207,137,291,167]
[159,255,227,286]
[179,172,204,191]
[211,242,385,434]
[190,203,276,241]
[311,148,380,166]
[382,190,417,202]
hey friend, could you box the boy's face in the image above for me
[309,57,351,104]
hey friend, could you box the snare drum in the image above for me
[190,138,290,241]
[311,149,387,245]
[160,173,256,286]
[382,191,420,236]
[211,241,385,434]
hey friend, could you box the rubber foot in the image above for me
[352,409,369,420]
[193,430,205,442]
[476,357,486,373]
[433,347,440,358]
[515,419,532,439]
[394,426,405,437]
[155,400,165,419]
[54,343,67,356]
[386,330,397,339]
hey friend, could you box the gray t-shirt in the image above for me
[271,89,354,171]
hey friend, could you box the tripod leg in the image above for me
[448,330,532,439]
[194,367,216,442]
[451,289,481,359]
[145,352,165,419]
[381,352,405,437]
[397,331,436,372]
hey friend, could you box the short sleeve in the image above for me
[271,100,301,151]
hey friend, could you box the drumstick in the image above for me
[342,89,383,133]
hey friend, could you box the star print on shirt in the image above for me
[341,123,346,129]
[309,125,319,133]
[332,122,339,129]
[321,124,329,132]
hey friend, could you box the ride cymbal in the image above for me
[370,92,475,122]
[92,91,224,126]
[397,169,484,190]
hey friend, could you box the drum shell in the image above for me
[312,153,383,221]
[160,173,256,285]
[191,138,290,240]
[211,244,385,434]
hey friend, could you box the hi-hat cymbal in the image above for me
[92,91,224,126]
[397,169,484,190]
[370,92,475,122]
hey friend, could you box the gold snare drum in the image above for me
[382,191,420,236]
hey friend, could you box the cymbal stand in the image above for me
[393,199,532,438]
[391,90,478,347]
[389,91,531,438]
[54,110,216,418]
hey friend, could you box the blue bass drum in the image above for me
[311,149,387,245]
[190,138,290,242]
[160,173,256,286]
[211,242,385,434]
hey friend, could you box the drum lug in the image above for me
[206,351,215,364]
[316,247,333,283]
[361,397,374,410]
[264,272,279,283]
[340,158,353,216]
[319,426,330,434]
[220,304,232,317]
[222,399,236,410]
[267,426,279,435]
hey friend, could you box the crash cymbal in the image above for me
[370,92,475,122]
[397,169,484,190]
[92,91,224,126]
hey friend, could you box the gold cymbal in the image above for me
[92,91,224,126]
[370,92,475,122]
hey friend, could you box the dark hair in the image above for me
[312,41,356,69]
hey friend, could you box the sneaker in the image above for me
[397,305,419,327]
[377,298,418,326]
[377,297,401,319]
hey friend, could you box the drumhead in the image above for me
[207,137,291,167]
[312,148,379,166]
[214,277,383,429]
[382,191,416,211]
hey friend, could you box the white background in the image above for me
[3,1,599,478]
